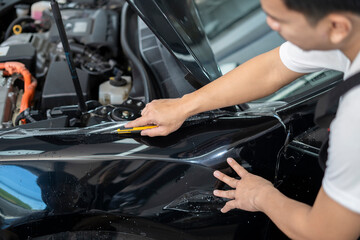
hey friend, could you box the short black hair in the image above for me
[282,0,360,23]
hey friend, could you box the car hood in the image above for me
[125,0,222,86]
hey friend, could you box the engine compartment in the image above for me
[0,0,148,129]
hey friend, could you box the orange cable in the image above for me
[0,62,37,121]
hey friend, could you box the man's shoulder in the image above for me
[280,42,348,73]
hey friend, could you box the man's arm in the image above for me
[126,46,305,136]
[213,158,360,240]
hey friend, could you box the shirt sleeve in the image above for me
[279,41,349,73]
[323,86,360,214]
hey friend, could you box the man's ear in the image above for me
[327,14,352,44]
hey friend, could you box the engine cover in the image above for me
[0,44,36,73]
[41,61,90,110]
[49,9,119,57]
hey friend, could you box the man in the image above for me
[126,0,360,238]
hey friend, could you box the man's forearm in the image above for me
[257,186,313,240]
[257,186,360,240]
[178,47,304,117]
[125,46,304,136]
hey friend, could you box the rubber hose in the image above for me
[4,16,34,40]
[121,3,152,103]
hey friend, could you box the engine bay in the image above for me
[0,0,147,129]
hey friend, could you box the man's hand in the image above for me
[214,158,360,239]
[213,157,275,213]
[125,98,189,137]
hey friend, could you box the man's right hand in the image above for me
[125,98,189,137]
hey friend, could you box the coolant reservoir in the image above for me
[99,76,131,105]
[31,1,51,20]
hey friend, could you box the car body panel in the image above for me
[0,95,326,238]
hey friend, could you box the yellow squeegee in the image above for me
[116,126,157,134]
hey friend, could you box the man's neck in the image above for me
[341,19,360,62]
[342,42,360,62]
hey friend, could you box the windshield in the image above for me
[195,0,260,39]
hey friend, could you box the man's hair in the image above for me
[282,0,360,23]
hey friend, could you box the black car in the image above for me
[0,0,343,239]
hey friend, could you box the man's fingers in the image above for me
[124,117,169,137]
[140,105,149,116]
[213,170,238,188]
[227,158,248,177]
[213,189,235,199]
[221,200,236,213]
[125,116,150,128]
[141,126,169,137]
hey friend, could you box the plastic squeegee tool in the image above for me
[116,126,157,134]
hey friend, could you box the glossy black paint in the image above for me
[0,93,326,239]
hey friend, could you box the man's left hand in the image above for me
[213,157,275,213]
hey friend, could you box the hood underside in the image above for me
[126,0,222,86]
